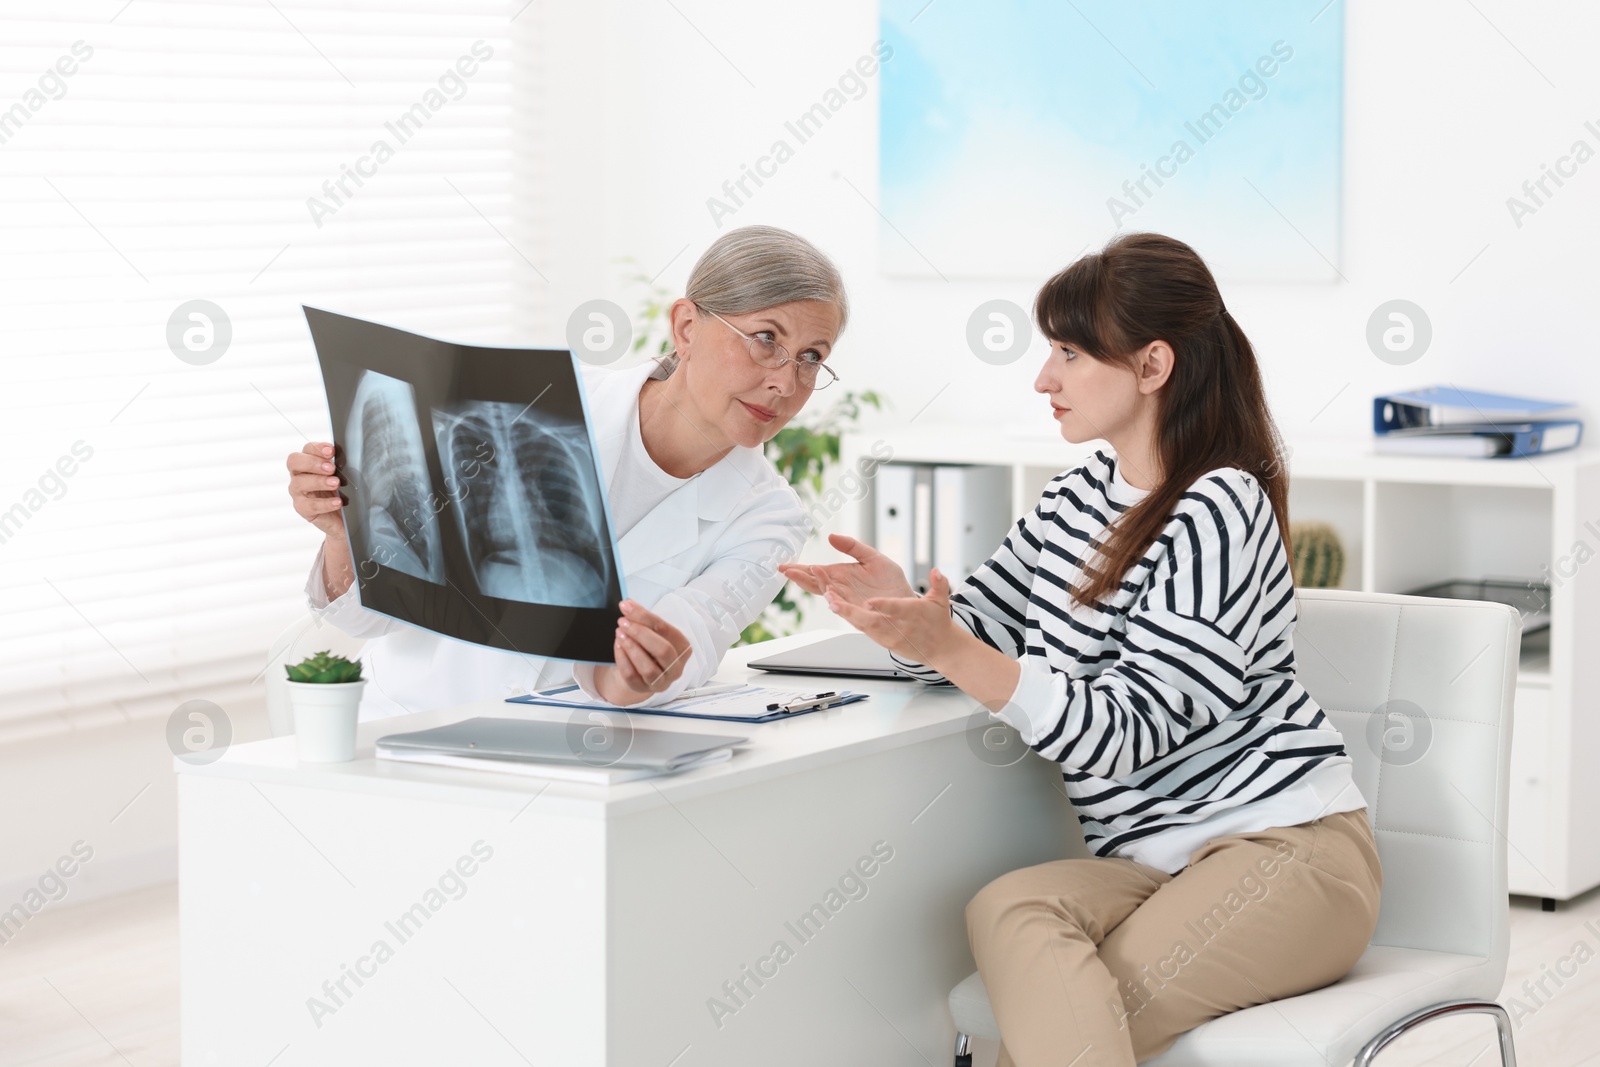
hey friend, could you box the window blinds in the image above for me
[0,0,540,740]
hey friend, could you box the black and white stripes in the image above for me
[891,450,1363,873]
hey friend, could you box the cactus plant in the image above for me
[1289,522,1345,589]
[285,650,363,684]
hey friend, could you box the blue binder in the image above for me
[1374,386,1577,434]
[1374,420,1583,458]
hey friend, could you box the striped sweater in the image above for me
[892,450,1365,874]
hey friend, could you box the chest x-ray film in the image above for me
[304,307,624,664]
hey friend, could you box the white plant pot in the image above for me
[286,680,365,763]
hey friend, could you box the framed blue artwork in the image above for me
[879,1,1345,281]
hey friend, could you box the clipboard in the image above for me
[505,684,868,723]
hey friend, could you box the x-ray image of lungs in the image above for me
[343,370,446,584]
[430,400,612,608]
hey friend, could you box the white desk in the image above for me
[177,631,1079,1066]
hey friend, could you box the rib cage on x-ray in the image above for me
[431,400,612,608]
[345,370,445,584]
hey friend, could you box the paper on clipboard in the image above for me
[512,684,862,720]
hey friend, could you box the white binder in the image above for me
[911,465,934,592]
[934,465,1012,583]
[875,463,1013,593]
[874,462,917,587]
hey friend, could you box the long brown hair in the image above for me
[1033,232,1290,608]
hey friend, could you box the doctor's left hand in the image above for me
[597,600,693,701]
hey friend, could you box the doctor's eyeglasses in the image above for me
[699,306,840,391]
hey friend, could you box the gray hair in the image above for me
[684,225,849,333]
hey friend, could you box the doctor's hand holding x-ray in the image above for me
[284,225,849,720]
[287,439,696,700]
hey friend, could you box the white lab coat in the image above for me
[303,357,812,721]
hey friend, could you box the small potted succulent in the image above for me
[285,650,365,762]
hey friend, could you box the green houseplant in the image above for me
[622,261,885,644]
[285,650,363,684]
[284,650,365,762]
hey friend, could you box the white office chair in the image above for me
[261,610,367,737]
[948,588,1521,1067]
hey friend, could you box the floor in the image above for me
[1,883,1596,1066]
[0,884,177,1067]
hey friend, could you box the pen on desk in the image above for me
[681,683,745,698]
[766,691,839,713]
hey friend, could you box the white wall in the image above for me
[0,699,270,912]
[535,0,1600,449]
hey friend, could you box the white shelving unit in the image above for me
[841,428,1600,908]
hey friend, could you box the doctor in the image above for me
[285,225,847,720]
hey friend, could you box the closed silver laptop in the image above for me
[376,717,746,772]
[747,632,914,680]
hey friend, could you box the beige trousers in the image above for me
[966,807,1382,1067]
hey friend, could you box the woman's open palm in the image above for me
[779,533,915,608]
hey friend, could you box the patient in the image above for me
[782,233,1381,1066]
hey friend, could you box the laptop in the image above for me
[746,632,916,680]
